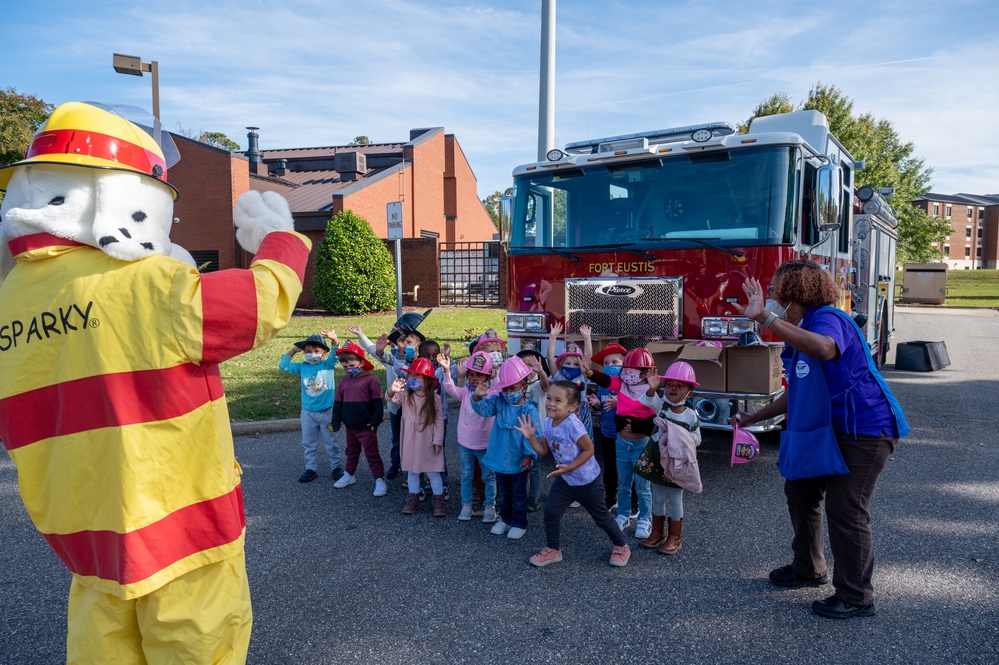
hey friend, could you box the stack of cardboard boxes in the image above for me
[646,341,784,395]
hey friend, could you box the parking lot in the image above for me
[1,307,997,664]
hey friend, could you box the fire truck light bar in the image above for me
[564,122,736,154]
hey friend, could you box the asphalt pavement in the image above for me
[1,307,997,664]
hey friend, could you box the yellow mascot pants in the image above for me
[66,552,252,665]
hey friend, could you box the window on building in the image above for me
[945,205,952,217]
[965,247,971,258]
[933,203,940,215]
[966,227,972,239]
[943,244,950,255]
[979,209,985,220]
[968,206,974,218]
[189,250,220,272]
[978,227,984,238]
[977,247,983,258]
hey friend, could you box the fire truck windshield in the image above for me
[509,145,798,251]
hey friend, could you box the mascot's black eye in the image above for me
[132,211,147,222]
[49,196,65,206]
[141,242,154,250]
[99,236,119,247]
[119,228,132,239]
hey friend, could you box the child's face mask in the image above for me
[560,366,582,380]
[603,365,622,377]
[407,377,424,391]
[403,346,417,361]
[344,367,361,378]
[304,352,323,364]
[488,351,504,367]
[502,389,524,404]
[620,368,644,386]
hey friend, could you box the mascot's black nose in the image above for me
[99,236,119,247]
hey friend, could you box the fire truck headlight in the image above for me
[523,313,547,332]
[728,318,760,336]
[546,148,565,161]
[702,318,729,337]
[506,314,526,332]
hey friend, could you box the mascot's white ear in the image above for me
[93,172,175,261]
[0,165,97,245]
[233,190,294,255]
[169,243,198,268]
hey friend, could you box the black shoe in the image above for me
[331,467,345,482]
[298,469,318,483]
[768,565,829,588]
[812,596,876,619]
[526,499,540,513]
[386,465,402,480]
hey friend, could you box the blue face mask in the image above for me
[502,389,524,404]
[561,366,582,380]
[344,367,361,378]
[407,377,424,391]
[603,365,622,376]
[403,346,416,361]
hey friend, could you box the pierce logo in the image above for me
[595,284,642,298]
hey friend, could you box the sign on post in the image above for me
[387,202,404,317]
[387,202,403,240]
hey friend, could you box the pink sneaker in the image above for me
[609,544,631,567]
[529,547,563,567]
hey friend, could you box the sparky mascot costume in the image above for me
[0,102,311,663]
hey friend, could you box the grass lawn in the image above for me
[221,307,505,421]
[896,268,999,307]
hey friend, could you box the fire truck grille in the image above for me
[565,277,682,340]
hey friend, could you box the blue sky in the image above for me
[2,0,996,200]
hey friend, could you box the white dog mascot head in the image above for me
[0,101,196,277]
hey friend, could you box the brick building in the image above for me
[166,127,497,307]
[913,193,999,269]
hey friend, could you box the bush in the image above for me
[312,210,396,314]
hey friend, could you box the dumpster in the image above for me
[900,263,947,304]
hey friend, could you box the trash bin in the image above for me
[900,263,947,304]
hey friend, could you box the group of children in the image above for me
[279,316,703,568]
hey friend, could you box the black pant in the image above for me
[593,429,618,508]
[495,470,529,529]
[544,474,625,551]
[784,432,896,605]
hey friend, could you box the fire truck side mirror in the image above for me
[814,164,842,233]
[498,195,513,249]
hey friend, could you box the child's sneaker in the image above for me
[298,469,318,483]
[615,515,631,531]
[482,505,498,524]
[386,464,402,480]
[418,487,426,502]
[331,467,345,482]
[458,503,473,521]
[526,498,541,513]
[333,472,355,489]
[569,501,581,508]
[635,518,653,540]
[373,478,387,497]
[529,547,563,567]
[507,526,527,540]
[609,544,631,567]
[490,520,511,535]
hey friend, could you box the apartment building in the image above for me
[913,193,999,269]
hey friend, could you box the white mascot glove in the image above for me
[233,190,294,255]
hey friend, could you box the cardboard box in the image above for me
[646,341,686,375]
[726,343,784,394]
[677,343,727,392]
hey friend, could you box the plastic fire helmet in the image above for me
[731,419,760,467]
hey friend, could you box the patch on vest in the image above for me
[795,360,809,379]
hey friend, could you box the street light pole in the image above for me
[112,53,160,120]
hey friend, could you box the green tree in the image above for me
[736,92,794,134]
[742,83,950,263]
[0,88,52,205]
[481,188,514,228]
[312,210,396,314]
[348,135,371,146]
[198,131,240,151]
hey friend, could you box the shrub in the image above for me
[312,210,396,314]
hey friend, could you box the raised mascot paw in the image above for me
[233,190,294,255]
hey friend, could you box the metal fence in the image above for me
[440,241,501,306]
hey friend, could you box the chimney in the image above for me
[272,158,288,176]
[245,126,262,175]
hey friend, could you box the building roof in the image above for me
[919,192,999,206]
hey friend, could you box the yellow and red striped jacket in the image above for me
[0,231,310,599]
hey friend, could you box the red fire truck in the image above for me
[498,110,900,431]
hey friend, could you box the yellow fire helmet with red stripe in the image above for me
[0,101,180,200]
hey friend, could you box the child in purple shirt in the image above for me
[515,380,631,568]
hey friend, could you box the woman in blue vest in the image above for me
[733,259,908,620]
